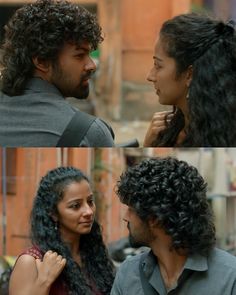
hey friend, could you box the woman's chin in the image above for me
[158,96,173,106]
[158,96,167,105]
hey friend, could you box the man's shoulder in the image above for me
[118,252,148,271]
[81,116,115,146]
[111,253,146,295]
[93,117,114,135]
[56,110,114,147]
[0,89,11,100]
[209,247,236,270]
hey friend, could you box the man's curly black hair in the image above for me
[117,157,216,256]
[152,13,236,147]
[30,166,114,295]
[0,0,103,96]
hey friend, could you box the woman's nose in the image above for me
[147,67,156,82]
[82,203,94,216]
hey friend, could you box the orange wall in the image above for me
[121,0,191,83]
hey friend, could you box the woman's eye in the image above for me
[155,63,162,69]
[88,199,94,206]
[71,203,80,209]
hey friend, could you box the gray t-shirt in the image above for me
[111,248,236,295]
[0,77,115,147]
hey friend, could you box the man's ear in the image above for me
[185,65,193,87]
[32,56,51,73]
[148,216,159,228]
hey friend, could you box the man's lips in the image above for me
[81,74,93,86]
[82,79,89,86]
[82,72,93,81]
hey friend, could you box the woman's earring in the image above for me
[186,90,190,99]
[54,221,58,231]
[186,86,190,100]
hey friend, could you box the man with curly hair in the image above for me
[112,157,236,295]
[0,0,115,147]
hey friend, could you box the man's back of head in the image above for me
[0,0,103,97]
[116,157,216,256]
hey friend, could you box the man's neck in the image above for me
[33,71,51,83]
[150,236,187,290]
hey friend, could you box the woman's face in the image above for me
[56,180,96,239]
[147,37,190,111]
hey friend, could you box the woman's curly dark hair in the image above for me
[30,166,114,295]
[117,157,216,256]
[153,13,236,147]
[0,0,103,96]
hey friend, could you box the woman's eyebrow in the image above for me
[153,56,163,62]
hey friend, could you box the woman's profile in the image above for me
[9,166,114,295]
[144,13,236,147]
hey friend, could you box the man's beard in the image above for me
[128,233,146,248]
[51,64,92,99]
[127,222,146,248]
[76,78,89,99]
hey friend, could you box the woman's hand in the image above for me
[143,111,173,147]
[9,251,66,295]
[36,250,67,287]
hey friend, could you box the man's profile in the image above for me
[112,157,236,295]
[0,0,115,147]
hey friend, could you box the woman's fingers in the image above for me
[151,112,174,123]
[143,111,174,147]
[35,251,67,285]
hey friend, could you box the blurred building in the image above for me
[192,0,236,19]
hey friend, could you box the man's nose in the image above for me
[123,208,129,222]
[85,57,96,72]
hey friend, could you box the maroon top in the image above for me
[19,246,69,295]
[18,246,104,295]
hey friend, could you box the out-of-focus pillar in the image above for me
[213,0,230,20]
[97,0,122,120]
[172,0,191,15]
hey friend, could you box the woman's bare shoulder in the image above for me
[9,254,38,292]
[15,254,38,267]
[11,254,37,279]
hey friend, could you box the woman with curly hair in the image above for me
[9,166,114,295]
[143,13,236,147]
[111,157,236,295]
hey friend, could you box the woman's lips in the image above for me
[156,89,160,95]
[80,221,93,225]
